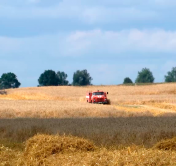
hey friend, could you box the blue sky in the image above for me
[0,0,176,87]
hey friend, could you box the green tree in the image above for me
[165,67,176,82]
[73,69,92,86]
[0,72,21,89]
[57,71,69,85]
[38,70,58,86]
[123,77,133,84]
[135,68,155,83]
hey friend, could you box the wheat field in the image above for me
[0,83,176,118]
[1,83,176,165]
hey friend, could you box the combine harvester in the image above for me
[86,90,109,104]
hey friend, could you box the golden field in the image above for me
[0,83,176,165]
[0,83,176,118]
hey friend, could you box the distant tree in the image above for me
[165,67,176,82]
[135,68,155,83]
[57,71,69,85]
[123,77,133,84]
[73,69,92,86]
[0,72,21,89]
[38,70,58,86]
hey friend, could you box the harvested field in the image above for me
[0,83,176,165]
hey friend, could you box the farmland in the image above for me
[0,83,176,165]
[1,83,176,118]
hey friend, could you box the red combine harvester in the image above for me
[86,90,109,104]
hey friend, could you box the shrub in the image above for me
[123,77,133,84]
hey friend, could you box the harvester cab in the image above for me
[86,90,109,104]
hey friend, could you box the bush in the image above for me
[123,77,133,84]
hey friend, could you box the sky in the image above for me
[0,0,176,87]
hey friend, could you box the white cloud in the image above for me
[1,29,176,57]
[0,29,176,56]
[67,29,176,54]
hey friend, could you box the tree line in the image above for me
[0,69,92,89]
[38,69,92,86]
[0,67,176,89]
[123,67,176,84]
